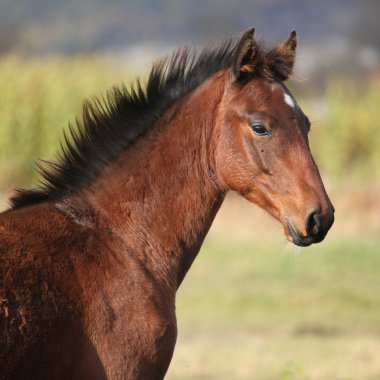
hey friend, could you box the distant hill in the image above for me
[1,0,379,86]
[0,0,361,55]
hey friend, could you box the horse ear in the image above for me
[232,28,259,81]
[269,30,297,81]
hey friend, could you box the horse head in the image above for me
[214,29,334,246]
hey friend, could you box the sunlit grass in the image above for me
[167,237,380,380]
[176,237,380,330]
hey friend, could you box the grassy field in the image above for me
[167,234,380,380]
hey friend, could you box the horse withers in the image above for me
[0,28,334,379]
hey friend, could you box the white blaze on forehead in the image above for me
[284,93,296,108]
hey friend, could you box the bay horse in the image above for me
[0,28,334,379]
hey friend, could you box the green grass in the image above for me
[166,237,380,380]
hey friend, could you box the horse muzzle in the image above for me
[285,207,335,247]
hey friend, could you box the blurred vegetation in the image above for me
[0,54,132,189]
[0,54,379,191]
[305,80,380,179]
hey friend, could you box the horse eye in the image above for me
[251,124,270,136]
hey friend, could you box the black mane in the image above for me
[10,35,289,209]
[10,41,237,209]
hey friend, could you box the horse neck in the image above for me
[83,72,227,290]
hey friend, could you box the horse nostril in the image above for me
[305,209,321,236]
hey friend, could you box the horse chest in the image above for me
[85,294,177,379]
[77,262,177,379]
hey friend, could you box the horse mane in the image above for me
[10,36,288,209]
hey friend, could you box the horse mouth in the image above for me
[285,217,314,247]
